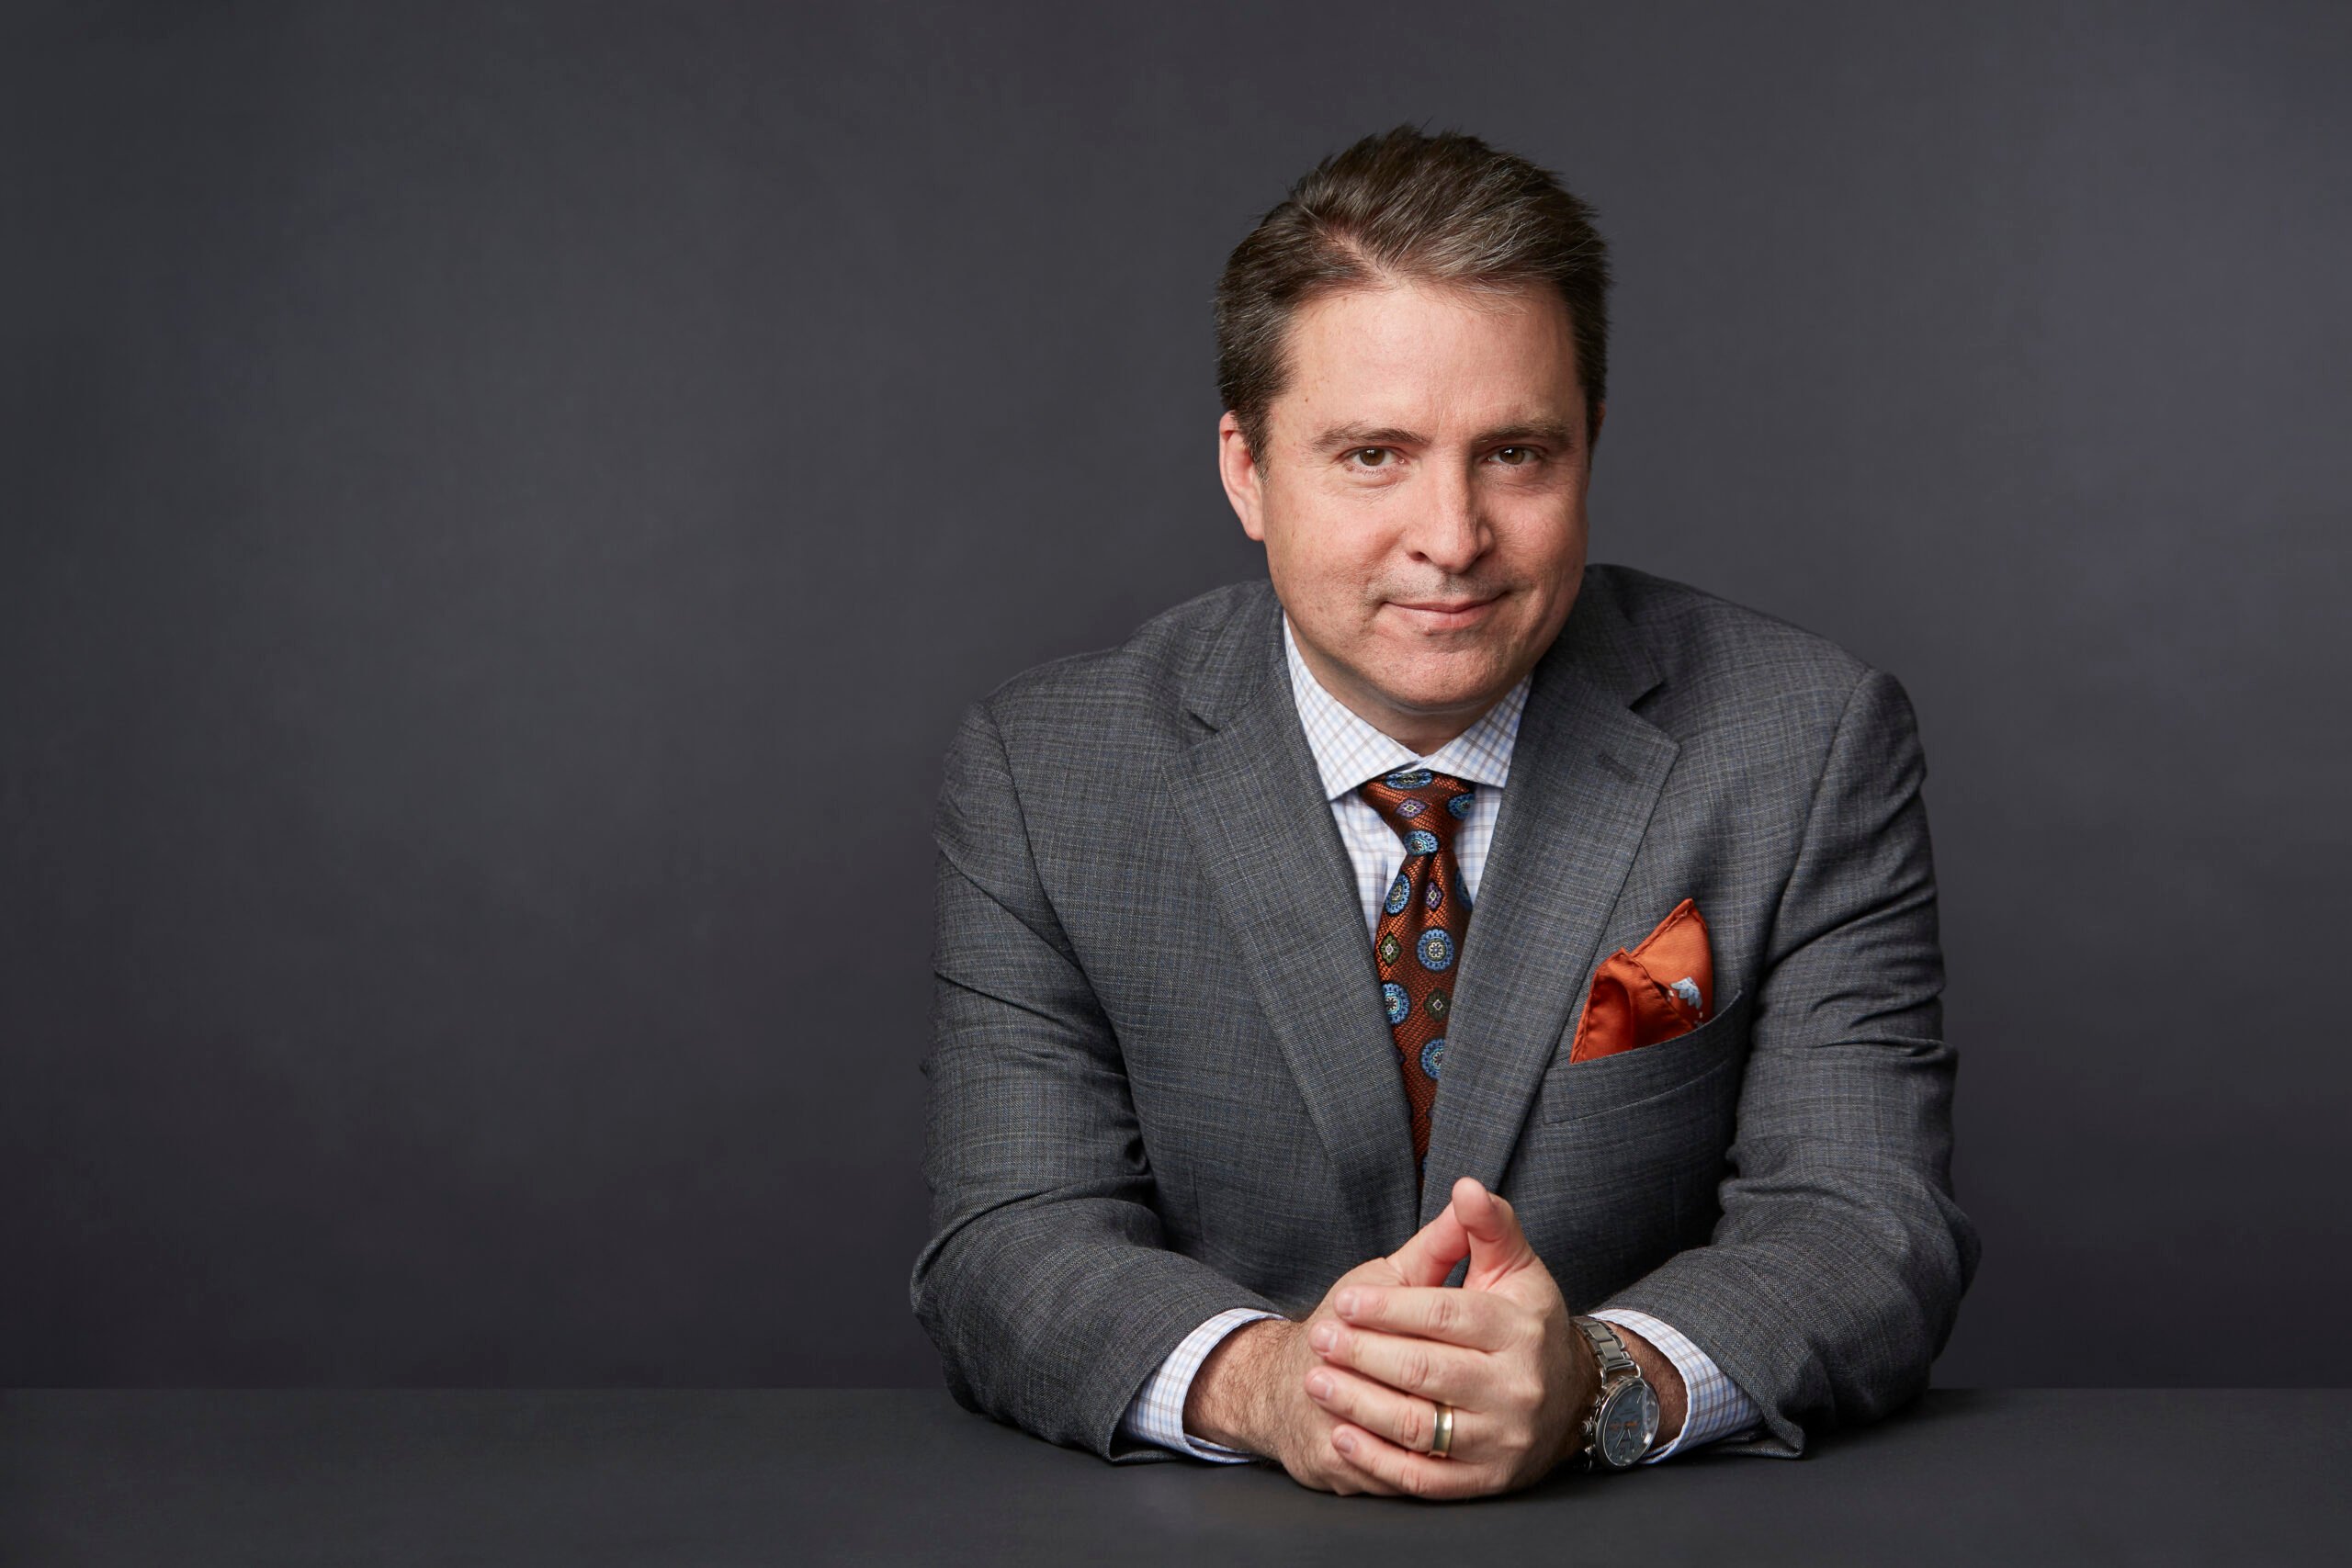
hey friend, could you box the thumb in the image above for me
[1383,1191,1472,1287]
[1450,1177,1539,1292]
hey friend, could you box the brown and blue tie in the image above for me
[1358,767,1476,1188]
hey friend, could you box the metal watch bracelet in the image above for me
[1570,1314,1657,1472]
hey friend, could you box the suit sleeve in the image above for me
[1595,666,1982,1457]
[909,699,1286,1461]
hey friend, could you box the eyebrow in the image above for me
[1311,419,1578,451]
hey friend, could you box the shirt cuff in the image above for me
[1118,1307,1286,1461]
[1587,1307,1765,1462]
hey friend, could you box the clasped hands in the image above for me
[1197,1176,1638,1499]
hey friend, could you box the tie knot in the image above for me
[1356,768,1476,852]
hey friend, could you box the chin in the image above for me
[1389,637,1511,682]
[1372,665,1509,716]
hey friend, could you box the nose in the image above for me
[1404,457,1489,575]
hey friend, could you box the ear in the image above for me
[1217,412,1267,543]
[1589,399,1607,451]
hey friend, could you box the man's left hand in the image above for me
[1302,1176,1596,1498]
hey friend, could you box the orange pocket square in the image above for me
[1568,897,1715,1064]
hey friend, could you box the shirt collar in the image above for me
[1281,612,1530,803]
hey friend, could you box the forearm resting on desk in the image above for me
[1184,1316,1292,1454]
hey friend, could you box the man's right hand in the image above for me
[1182,1201,1475,1495]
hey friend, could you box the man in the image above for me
[910,125,1978,1499]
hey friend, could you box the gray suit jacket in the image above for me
[910,564,1980,1462]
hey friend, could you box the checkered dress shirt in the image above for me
[1117,613,1765,1463]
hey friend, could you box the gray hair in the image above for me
[1215,125,1612,459]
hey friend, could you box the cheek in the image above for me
[1498,511,1587,585]
[1270,513,1388,594]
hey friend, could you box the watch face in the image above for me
[1597,1382,1661,1468]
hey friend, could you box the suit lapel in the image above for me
[1417,569,1678,1228]
[1166,585,1422,1254]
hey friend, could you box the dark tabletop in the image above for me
[3,1388,2346,1566]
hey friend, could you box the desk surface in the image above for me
[3,1388,2346,1565]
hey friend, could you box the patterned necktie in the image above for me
[1357,767,1476,1188]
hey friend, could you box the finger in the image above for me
[1384,1200,1471,1288]
[1305,1360,1451,1459]
[1312,1320,1485,1406]
[1450,1178,1538,1291]
[1320,1458,1405,1498]
[1333,1284,1517,1352]
[1329,1420,1477,1501]
[1323,1471,1403,1499]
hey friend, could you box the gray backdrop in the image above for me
[5,0,2345,1388]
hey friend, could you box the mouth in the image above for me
[1386,593,1501,630]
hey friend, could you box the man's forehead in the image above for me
[1269,279,1585,446]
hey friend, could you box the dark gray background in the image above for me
[4,1,2345,1388]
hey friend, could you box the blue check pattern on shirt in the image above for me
[1117,614,1765,1463]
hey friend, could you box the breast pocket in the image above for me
[1511,987,1757,1288]
[1535,987,1754,1125]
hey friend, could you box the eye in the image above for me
[1490,446,1540,466]
[1348,447,1393,468]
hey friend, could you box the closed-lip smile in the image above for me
[1391,596,1495,613]
[1388,593,1500,626]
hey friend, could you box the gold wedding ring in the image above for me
[1430,1402,1453,1459]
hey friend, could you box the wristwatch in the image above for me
[1571,1315,1660,1471]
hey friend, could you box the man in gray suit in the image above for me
[910,125,1978,1499]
